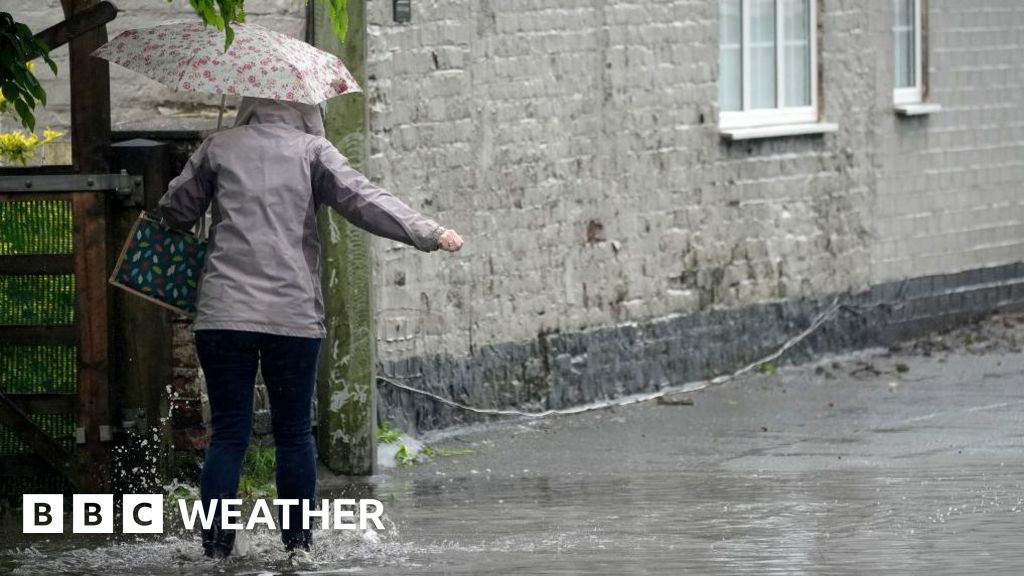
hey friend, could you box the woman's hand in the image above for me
[439,229,463,252]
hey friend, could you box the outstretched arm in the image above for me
[312,142,451,252]
[155,139,215,230]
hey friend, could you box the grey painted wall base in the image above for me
[377,262,1024,433]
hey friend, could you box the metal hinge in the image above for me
[0,170,143,205]
[75,425,115,444]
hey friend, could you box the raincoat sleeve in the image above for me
[312,142,445,252]
[155,139,215,230]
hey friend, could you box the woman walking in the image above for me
[156,97,463,557]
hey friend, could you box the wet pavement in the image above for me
[3,313,1024,574]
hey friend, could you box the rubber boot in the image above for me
[202,523,236,559]
[284,530,311,554]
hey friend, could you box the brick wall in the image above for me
[170,320,206,451]
[366,0,1024,426]
[871,0,1024,282]
[364,0,884,359]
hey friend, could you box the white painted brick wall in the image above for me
[366,0,890,361]
[871,0,1024,282]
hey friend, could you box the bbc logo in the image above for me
[23,494,164,534]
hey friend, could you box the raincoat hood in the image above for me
[233,97,325,137]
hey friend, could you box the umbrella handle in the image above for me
[216,94,226,131]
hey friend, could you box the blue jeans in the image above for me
[194,329,322,553]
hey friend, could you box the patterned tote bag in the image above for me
[109,211,208,317]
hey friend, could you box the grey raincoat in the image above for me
[156,97,445,338]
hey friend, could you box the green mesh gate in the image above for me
[0,187,110,495]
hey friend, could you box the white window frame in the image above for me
[719,0,819,131]
[893,0,924,105]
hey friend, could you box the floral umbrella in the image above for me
[92,20,360,105]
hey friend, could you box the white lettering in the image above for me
[221,499,243,529]
[177,499,217,530]
[333,498,356,529]
[274,499,299,530]
[245,498,277,530]
[302,499,329,530]
[360,499,385,530]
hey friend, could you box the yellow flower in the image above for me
[0,128,63,166]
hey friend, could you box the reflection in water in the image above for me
[4,465,1022,575]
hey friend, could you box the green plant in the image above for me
[237,445,277,497]
[758,362,778,375]
[0,30,64,165]
[163,481,200,511]
[377,421,403,444]
[0,13,56,132]
[421,446,474,458]
[401,445,475,466]
[380,421,475,466]
[394,444,416,466]
[324,0,349,45]
[186,0,246,50]
[0,126,61,165]
[185,0,348,50]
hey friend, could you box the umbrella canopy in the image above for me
[92,21,360,104]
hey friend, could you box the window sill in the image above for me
[719,122,839,142]
[895,103,942,116]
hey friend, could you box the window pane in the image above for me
[782,0,811,107]
[719,0,742,111]
[893,0,915,88]
[750,0,777,109]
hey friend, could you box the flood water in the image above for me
[3,340,1024,574]
[3,465,1023,575]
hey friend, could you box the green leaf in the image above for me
[328,0,349,44]
[0,15,55,129]
[1,80,23,104]
[0,47,15,70]
[395,444,414,465]
[17,67,45,104]
[377,421,403,444]
[200,5,214,24]
[13,99,34,132]
[40,50,57,76]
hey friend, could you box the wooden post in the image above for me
[60,0,112,174]
[71,191,110,488]
[110,140,174,437]
[310,0,377,475]
[61,0,113,488]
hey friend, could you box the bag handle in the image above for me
[196,209,209,242]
